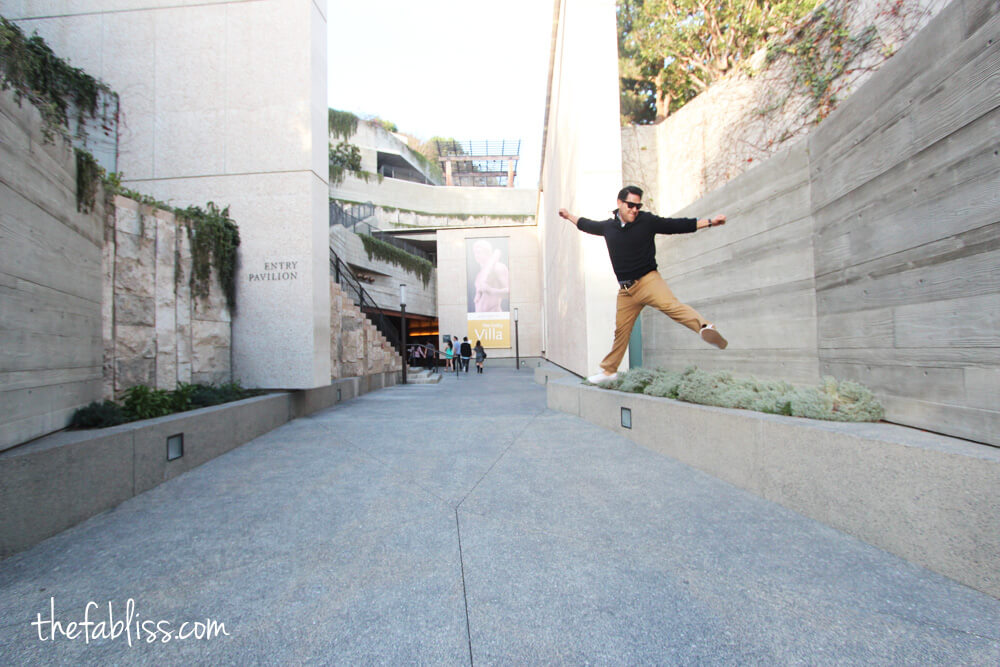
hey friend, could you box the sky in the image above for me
[327,0,555,188]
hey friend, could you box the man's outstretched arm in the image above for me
[558,208,579,226]
[559,208,602,235]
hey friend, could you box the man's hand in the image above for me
[697,214,727,230]
[558,208,579,226]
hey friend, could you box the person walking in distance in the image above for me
[559,185,729,385]
[474,340,487,374]
[459,337,473,373]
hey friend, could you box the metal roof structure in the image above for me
[434,139,521,187]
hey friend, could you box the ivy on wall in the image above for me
[330,198,534,223]
[359,234,433,288]
[0,17,115,141]
[1,17,118,213]
[103,173,241,313]
[180,202,241,313]
[328,108,359,140]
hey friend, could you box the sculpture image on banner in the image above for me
[466,237,510,348]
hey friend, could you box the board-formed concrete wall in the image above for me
[638,0,999,446]
[0,87,104,451]
[2,0,332,390]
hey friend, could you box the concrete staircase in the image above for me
[330,281,402,379]
[405,368,442,384]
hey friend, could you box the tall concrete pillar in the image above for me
[538,0,623,376]
[3,0,332,388]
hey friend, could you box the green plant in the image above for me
[329,140,363,186]
[328,108,359,140]
[69,400,128,429]
[0,17,116,142]
[121,385,175,421]
[181,202,241,313]
[764,3,882,121]
[75,148,103,213]
[597,366,884,423]
[359,234,433,287]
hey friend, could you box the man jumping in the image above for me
[559,185,728,385]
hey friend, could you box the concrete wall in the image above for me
[538,0,624,377]
[0,87,104,452]
[436,226,543,360]
[3,0,332,390]
[105,196,232,399]
[346,120,442,185]
[622,0,951,216]
[547,378,1000,600]
[332,171,537,218]
[644,143,821,385]
[638,0,999,446]
[329,225,437,317]
[0,370,400,560]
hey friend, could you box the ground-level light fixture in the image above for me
[167,433,184,461]
[620,407,632,429]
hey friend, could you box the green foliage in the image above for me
[101,174,241,313]
[614,367,661,393]
[74,148,102,213]
[616,0,822,123]
[330,198,533,223]
[122,385,175,421]
[0,17,116,142]
[765,3,880,121]
[329,140,364,186]
[69,400,128,429]
[69,382,264,429]
[359,234,433,287]
[180,202,241,313]
[328,108,359,140]
[596,366,884,422]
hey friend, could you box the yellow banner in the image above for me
[468,318,510,349]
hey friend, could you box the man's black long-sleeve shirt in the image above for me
[577,211,697,282]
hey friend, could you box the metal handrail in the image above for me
[406,342,469,379]
[329,248,402,353]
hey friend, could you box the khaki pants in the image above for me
[600,271,706,375]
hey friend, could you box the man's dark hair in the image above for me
[617,185,643,201]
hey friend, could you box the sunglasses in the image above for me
[623,201,643,210]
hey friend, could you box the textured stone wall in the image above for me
[105,197,231,398]
[329,281,401,380]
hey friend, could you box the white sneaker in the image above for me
[587,372,618,385]
[700,323,728,349]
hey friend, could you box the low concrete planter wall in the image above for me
[546,377,1000,600]
[0,371,400,559]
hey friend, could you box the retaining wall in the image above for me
[544,376,1000,600]
[1,86,106,451]
[0,371,399,560]
[639,0,999,445]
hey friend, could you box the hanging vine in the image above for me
[0,17,115,141]
[181,202,241,313]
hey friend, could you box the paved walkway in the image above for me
[2,368,999,665]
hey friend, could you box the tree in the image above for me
[618,0,822,123]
